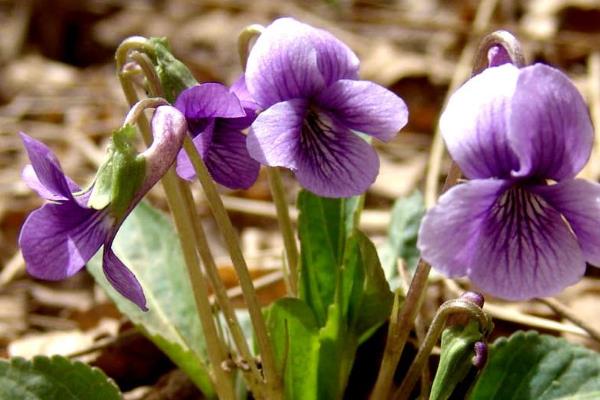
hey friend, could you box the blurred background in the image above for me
[1,0,600,398]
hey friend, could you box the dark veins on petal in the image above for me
[486,185,559,276]
[300,108,354,178]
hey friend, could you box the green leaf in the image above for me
[378,191,425,286]
[341,232,393,343]
[266,298,321,400]
[87,202,214,398]
[0,355,121,400]
[148,37,198,103]
[88,124,145,218]
[297,190,362,326]
[469,331,600,400]
[431,320,484,400]
[316,304,358,400]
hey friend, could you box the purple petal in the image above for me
[470,185,585,299]
[228,75,259,129]
[20,132,80,201]
[103,246,147,311]
[510,64,594,181]
[19,201,109,280]
[174,83,245,124]
[418,180,509,277]
[316,79,408,142]
[175,120,216,181]
[230,74,256,109]
[439,64,520,179]
[294,115,379,198]
[533,179,600,266]
[204,128,260,189]
[246,18,358,107]
[247,99,306,169]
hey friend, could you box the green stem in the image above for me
[266,167,299,296]
[178,181,267,397]
[115,40,235,399]
[237,24,264,70]
[371,162,462,399]
[130,51,165,98]
[163,171,237,400]
[393,300,491,400]
[183,137,282,398]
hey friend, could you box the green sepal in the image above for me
[148,37,198,103]
[88,124,146,219]
[430,320,485,400]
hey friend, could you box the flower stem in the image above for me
[237,24,264,70]
[162,170,237,400]
[123,97,168,126]
[237,25,298,297]
[266,167,299,296]
[371,163,462,399]
[183,136,282,398]
[116,39,236,399]
[392,299,491,400]
[178,181,267,396]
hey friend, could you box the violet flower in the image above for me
[174,79,260,189]
[19,106,187,310]
[418,63,598,300]
[244,18,408,197]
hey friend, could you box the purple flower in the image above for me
[19,106,188,311]
[174,79,260,189]
[418,63,598,300]
[244,18,408,197]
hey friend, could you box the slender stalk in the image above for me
[123,97,168,126]
[537,297,600,344]
[237,24,264,70]
[393,299,491,400]
[115,40,235,398]
[178,180,266,396]
[266,167,299,296]
[163,171,236,400]
[130,51,165,98]
[183,136,282,398]
[237,25,299,297]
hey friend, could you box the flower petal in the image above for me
[103,246,147,311]
[204,128,260,189]
[294,116,379,197]
[228,75,260,129]
[175,120,216,181]
[19,201,108,280]
[20,132,80,200]
[418,180,509,277]
[246,18,358,107]
[533,179,600,266]
[247,99,306,169]
[316,79,408,142]
[439,64,520,179]
[470,186,585,300]
[174,83,245,123]
[509,64,593,181]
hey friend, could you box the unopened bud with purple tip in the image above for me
[472,341,488,369]
[460,291,485,308]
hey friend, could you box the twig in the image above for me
[537,297,600,344]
